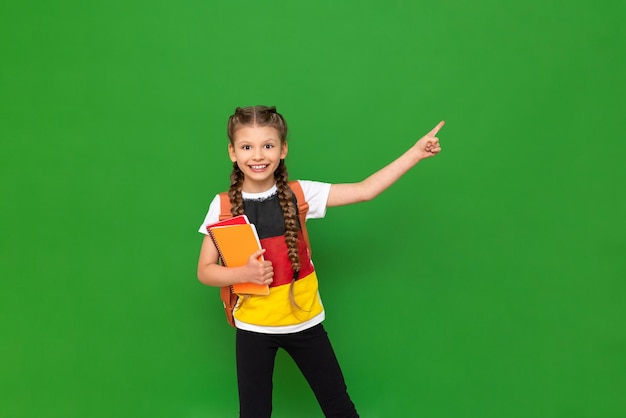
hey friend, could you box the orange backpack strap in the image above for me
[218,191,232,221]
[217,191,238,327]
[215,182,310,327]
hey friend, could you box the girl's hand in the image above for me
[242,248,273,285]
[415,121,444,160]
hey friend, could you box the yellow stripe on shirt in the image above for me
[234,271,324,327]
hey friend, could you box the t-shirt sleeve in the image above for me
[197,194,222,235]
[297,180,331,220]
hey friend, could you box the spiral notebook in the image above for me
[207,216,270,296]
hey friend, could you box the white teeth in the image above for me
[251,165,267,169]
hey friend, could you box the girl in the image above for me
[197,105,443,418]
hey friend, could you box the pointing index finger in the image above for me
[427,120,445,137]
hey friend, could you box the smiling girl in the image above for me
[197,105,443,418]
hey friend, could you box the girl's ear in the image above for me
[280,142,288,159]
[228,143,237,162]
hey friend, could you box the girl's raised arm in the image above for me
[327,121,444,207]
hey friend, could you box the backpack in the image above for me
[217,181,310,327]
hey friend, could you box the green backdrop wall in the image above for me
[1,1,624,417]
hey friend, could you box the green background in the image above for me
[1,1,625,417]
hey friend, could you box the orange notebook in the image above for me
[207,222,270,296]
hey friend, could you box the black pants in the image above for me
[236,324,359,418]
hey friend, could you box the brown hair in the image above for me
[226,106,305,311]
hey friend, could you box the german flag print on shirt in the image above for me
[198,181,332,334]
[234,188,323,331]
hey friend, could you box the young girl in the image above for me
[197,105,443,418]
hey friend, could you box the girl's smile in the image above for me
[249,164,269,171]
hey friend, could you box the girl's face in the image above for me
[228,125,288,193]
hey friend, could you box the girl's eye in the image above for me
[264,144,274,149]
[242,145,251,150]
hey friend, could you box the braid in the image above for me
[274,160,300,273]
[228,163,245,216]
[275,160,309,313]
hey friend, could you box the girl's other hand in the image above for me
[415,121,444,160]
[243,248,273,285]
